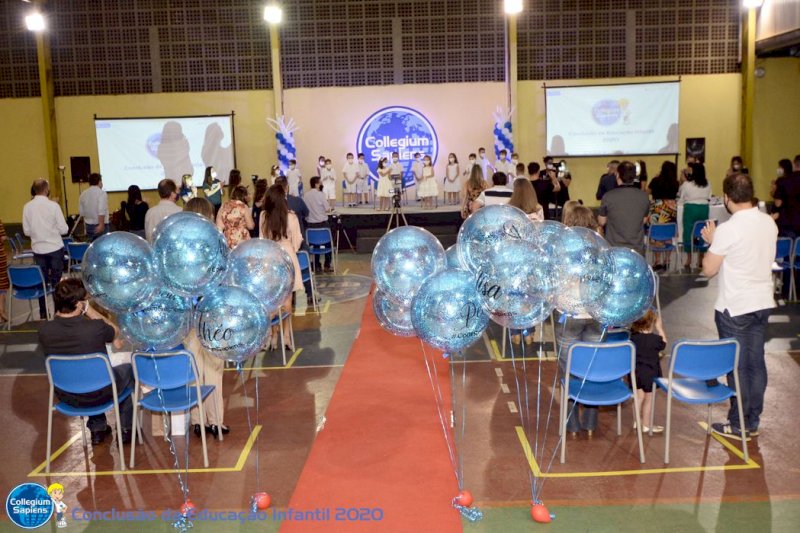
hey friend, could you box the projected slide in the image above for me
[95,115,235,192]
[545,82,679,157]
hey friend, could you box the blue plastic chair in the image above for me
[603,329,631,343]
[690,220,713,256]
[653,339,747,463]
[646,223,677,271]
[45,354,132,473]
[270,308,295,366]
[6,265,54,330]
[8,237,33,263]
[14,233,32,255]
[306,227,336,273]
[790,237,799,301]
[129,350,216,468]
[559,341,644,463]
[297,250,318,313]
[773,237,792,297]
[67,242,90,275]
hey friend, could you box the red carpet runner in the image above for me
[281,292,462,532]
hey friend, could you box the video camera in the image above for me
[389,175,403,208]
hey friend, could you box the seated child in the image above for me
[630,308,667,434]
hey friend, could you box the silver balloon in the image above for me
[444,244,462,269]
[119,289,192,351]
[373,290,415,337]
[552,227,612,316]
[588,247,656,327]
[371,226,446,306]
[227,239,295,314]
[82,232,158,312]
[152,212,229,297]
[457,204,534,274]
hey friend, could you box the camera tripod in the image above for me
[385,200,408,232]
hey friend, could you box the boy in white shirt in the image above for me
[478,147,494,185]
[389,151,404,200]
[357,153,370,205]
[320,158,337,209]
[342,152,359,207]
[285,159,302,196]
[494,149,514,185]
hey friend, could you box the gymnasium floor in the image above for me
[1,253,798,532]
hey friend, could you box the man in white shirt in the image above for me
[701,173,777,441]
[22,179,68,319]
[356,153,370,205]
[144,179,182,242]
[303,176,332,272]
[473,172,513,210]
[285,159,302,197]
[78,173,109,241]
[477,147,494,185]
[342,153,359,207]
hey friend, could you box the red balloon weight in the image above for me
[254,492,271,510]
[531,503,552,523]
[180,499,196,517]
[455,490,473,507]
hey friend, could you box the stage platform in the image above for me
[330,203,463,253]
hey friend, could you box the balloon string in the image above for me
[449,350,467,491]
[507,330,535,497]
[532,322,544,498]
[421,341,460,487]
[238,365,258,490]
[533,314,561,501]
[537,325,607,497]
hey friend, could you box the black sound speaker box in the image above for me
[70,156,91,183]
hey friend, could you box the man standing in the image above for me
[597,161,650,254]
[303,176,332,273]
[701,173,777,440]
[144,179,181,242]
[530,161,560,220]
[595,159,620,201]
[79,173,109,241]
[39,278,133,445]
[22,179,68,320]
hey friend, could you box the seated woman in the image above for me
[259,185,303,351]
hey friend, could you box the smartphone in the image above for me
[251,174,258,183]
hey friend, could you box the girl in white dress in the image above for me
[419,156,438,209]
[444,153,461,205]
[376,157,392,211]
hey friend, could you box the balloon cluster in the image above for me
[371,205,656,349]
[82,212,296,363]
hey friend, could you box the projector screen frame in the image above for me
[543,79,681,159]
[92,111,238,191]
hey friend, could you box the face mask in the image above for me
[546,163,554,170]
[347,158,353,163]
[424,160,431,166]
[469,158,475,164]
[325,165,331,170]
[185,178,193,186]
[358,159,364,164]
[211,171,217,179]
[511,158,518,164]
[449,158,455,163]
[479,153,485,158]
[392,158,398,163]
[723,197,732,215]
[319,160,325,166]
[289,164,295,170]
[777,168,784,177]
[733,163,741,170]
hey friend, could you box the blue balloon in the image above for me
[371,226,446,305]
[193,285,269,364]
[480,239,557,329]
[588,248,656,327]
[373,290,415,337]
[227,239,295,313]
[152,212,229,297]
[444,244,462,269]
[411,269,489,353]
[82,232,158,312]
[552,227,612,316]
[527,220,569,258]
[119,289,192,351]
[457,204,533,274]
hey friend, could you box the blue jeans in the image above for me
[85,223,106,241]
[715,308,770,430]
[33,249,65,319]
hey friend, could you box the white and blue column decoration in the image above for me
[267,116,298,174]
[492,107,514,160]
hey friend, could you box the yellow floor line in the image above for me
[698,421,758,465]
[490,339,502,360]
[29,426,262,478]
[514,425,759,479]
[0,329,38,333]
[342,268,350,276]
[285,348,303,368]
[322,300,331,314]
[28,433,84,475]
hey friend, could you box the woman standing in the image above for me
[678,162,711,270]
[376,157,392,211]
[121,185,149,238]
[250,178,269,238]
[259,185,303,351]
[228,169,242,198]
[647,161,679,271]
[216,185,254,249]
[203,166,223,216]
[461,165,487,219]
[508,177,544,221]
[0,219,9,324]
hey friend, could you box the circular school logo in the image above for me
[5,483,54,529]
[356,106,438,188]
[591,99,622,126]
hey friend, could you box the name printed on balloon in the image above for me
[197,313,233,343]
[459,302,482,331]
[475,271,501,300]
[502,222,525,240]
